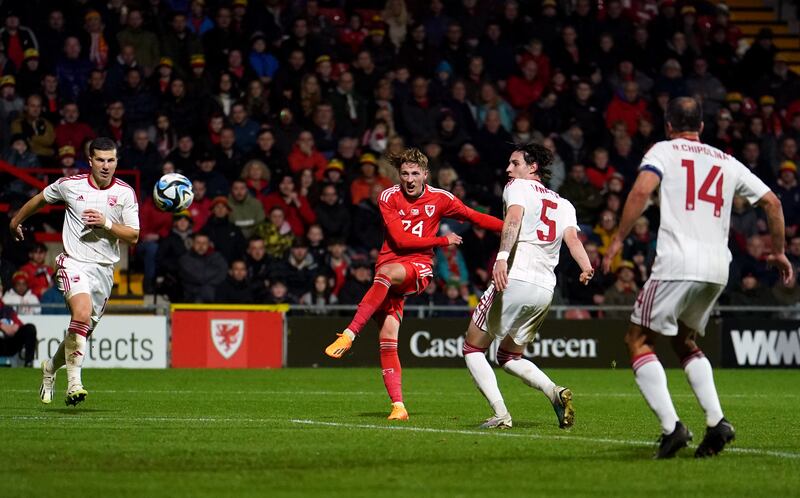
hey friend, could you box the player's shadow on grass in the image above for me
[48,408,117,414]
[359,412,396,418]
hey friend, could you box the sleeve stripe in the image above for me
[639,165,663,179]
[428,186,454,199]
[380,185,401,203]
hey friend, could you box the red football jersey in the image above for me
[376,185,504,268]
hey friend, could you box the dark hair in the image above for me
[229,259,246,269]
[665,97,703,132]
[513,142,553,182]
[89,137,117,158]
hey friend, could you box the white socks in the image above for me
[633,353,679,434]
[464,352,508,417]
[65,333,87,390]
[47,340,66,373]
[683,354,724,427]
[502,358,558,404]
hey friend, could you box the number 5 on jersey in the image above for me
[537,199,558,242]
[402,220,424,237]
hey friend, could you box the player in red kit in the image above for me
[325,148,503,420]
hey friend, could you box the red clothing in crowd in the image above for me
[586,165,618,190]
[18,262,54,298]
[261,192,317,237]
[139,198,173,239]
[287,144,328,178]
[606,95,649,136]
[55,122,96,156]
[188,197,213,231]
[506,74,546,109]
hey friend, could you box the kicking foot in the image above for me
[387,402,409,421]
[40,361,55,404]
[695,418,735,458]
[654,421,693,459]
[480,412,513,429]
[325,331,354,359]
[65,386,88,407]
[552,386,575,429]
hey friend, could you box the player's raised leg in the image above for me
[375,314,408,420]
[463,319,510,428]
[672,323,735,458]
[626,323,690,458]
[63,293,92,406]
[325,263,407,359]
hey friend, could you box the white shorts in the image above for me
[630,279,724,336]
[472,280,553,346]
[55,253,114,328]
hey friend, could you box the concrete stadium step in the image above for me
[743,36,800,49]
[731,10,777,22]
[724,0,767,7]
[738,23,791,35]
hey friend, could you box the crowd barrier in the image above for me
[5,306,798,369]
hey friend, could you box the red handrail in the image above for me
[0,160,142,213]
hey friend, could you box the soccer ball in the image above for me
[153,173,194,212]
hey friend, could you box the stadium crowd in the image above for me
[0,0,799,313]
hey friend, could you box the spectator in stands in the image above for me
[2,134,40,198]
[1,76,24,122]
[562,241,607,307]
[434,282,469,318]
[10,94,55,160]
[249,31,280,83]
[402,75,443,146]
[192,150,228,197]
[349,183,385,257]
[602,260,639,319]
[775,138,800,173]
[117,8,160,75]
[0,290,37,367]
[725,272,774,316]
[586,147,618,190]
[202,196,246,263]
[269,238,318,298]
[329,70,368,138]
[739,28,778,91]
[228,179,265,239]
[187,179,211,231]
[99,99,129,146]
[305,223,326,262]
[162,78,199,137]
[245,130,286,179]
[245,237,270,300]
[686,57,726,118]
[774,161,799,233]
[161,12,203,78]
[137,197,173,294]
[0,245,14,291]
[214,259,255,304]
[2,271,40,315]
[350,153,393,205]
[623,216,656,264]
[120,129,162,190]
[156,211,194,300]
[120,67,157,132]
[78,69,109,129]
[54,102,95,156]
[299,273,338,312]
[255,206,294,259]
[266,279,292,304]
[337,259,373,304]
[18,243,53,298]
[178,233,228,303]
[39,280,68,315]
[240,159,272,198]
[261,174,316,238]
[507,59,546,111]
[229,102,259,153]
[56,37,91,102]
[315,183,351,241]
[310,102,339,159]
[559,164,604,225]
[287,130,328,177]
[0,9,39,70]
[606,81,649,136]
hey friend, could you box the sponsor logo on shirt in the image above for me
[410,208,419,216]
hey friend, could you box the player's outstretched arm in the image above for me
[493,205,523,292]
[757,192,794,286]
[82,209,140,244]
[8,192,48,241]
[564,227,594,285]
[384,217,461,251]
[603,170,660,273]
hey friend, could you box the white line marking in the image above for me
[289,419,800,460]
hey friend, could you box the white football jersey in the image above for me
[503,178,579,290]
[43,174,140,265]
[641,138,770,285]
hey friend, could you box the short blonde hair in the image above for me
[389,147,429,172]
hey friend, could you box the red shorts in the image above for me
[375,261,433,323]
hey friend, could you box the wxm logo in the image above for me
[730,329,800,366]
[210,319,244,359]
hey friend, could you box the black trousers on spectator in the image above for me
[0,324,37,366]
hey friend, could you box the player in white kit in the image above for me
[9,137,140,406]
[604,98,793,458]
[463,143,595,429]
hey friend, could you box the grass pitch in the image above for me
[1,367,799,498]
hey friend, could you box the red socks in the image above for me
[68,320,90,337]
[380,338,403,403]
[347,276,392,335]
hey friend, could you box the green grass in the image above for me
[1,368,799,498]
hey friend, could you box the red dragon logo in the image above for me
[210,319,244,359]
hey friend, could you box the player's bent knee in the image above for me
[496,348,522,367]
